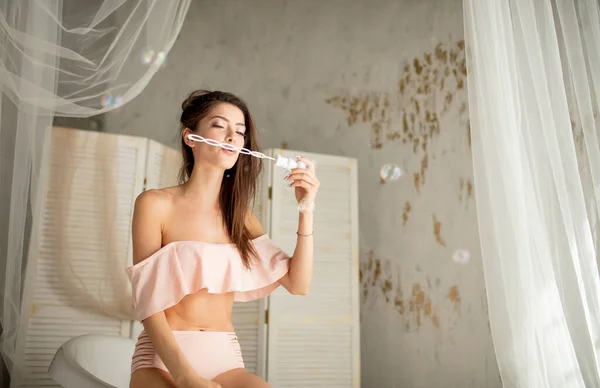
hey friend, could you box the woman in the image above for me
[126,90,319,388]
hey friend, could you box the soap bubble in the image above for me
[380,164,404,182]
[141,49,155,65]
[298,198,315,213]
[141,49,166,66]
[155,51,166,66]
[101,94,114,108]
[101,94,124,109]
[452,249,471,265]
[113,95,123,107]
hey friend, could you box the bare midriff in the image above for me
[158,195,244,333]
[163,289,236,332]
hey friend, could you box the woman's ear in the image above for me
[183,128,195,147]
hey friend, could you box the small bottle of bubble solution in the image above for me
[273,155,315,213]
[273,155,306,170]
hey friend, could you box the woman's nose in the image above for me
[225,129,234,142]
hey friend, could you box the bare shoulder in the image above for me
[131,189,174,264]
[245,208,265,239]
[134,188,171,211]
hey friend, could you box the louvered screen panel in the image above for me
[15,127,146,387]
[267,150,360,387]
[145,139,183,190]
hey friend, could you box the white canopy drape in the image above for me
[0,0,190,383]
[464,0,600,386]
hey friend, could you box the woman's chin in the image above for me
[217,159,239,171]
[199,152,239,172]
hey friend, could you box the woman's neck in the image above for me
[181,165,224,211]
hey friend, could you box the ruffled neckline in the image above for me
[127,234,268,271]
[125,233,290,320]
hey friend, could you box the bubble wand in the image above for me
[186,134,307,170]
[186,134,315,212]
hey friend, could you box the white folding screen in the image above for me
[266,149,361,387]
[16,127,146,387]
[145,139,183,191]
[16,130,360,387]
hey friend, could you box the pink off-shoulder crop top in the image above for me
[125,234,291,321]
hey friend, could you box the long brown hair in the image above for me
[179,90,262,269]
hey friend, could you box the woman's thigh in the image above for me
[130,368,176,388]
[212,368,271,388]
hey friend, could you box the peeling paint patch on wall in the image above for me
[360,251,463,332]
[458,177,473,208]
[448,285,461,311]
[325,39,469,196]
[432,215,446,247]
[402,201,412,225]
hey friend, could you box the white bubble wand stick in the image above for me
[186,134,307,170]
[187,134,315,212]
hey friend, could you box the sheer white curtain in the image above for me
[0,0,190,383]
[464,0,600,386]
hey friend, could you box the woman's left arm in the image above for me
[278,156,319,295]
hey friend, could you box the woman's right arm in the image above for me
[132,190,214,388]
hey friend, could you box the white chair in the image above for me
[49,334,136,388]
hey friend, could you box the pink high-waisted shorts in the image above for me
[131,329,245,380]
